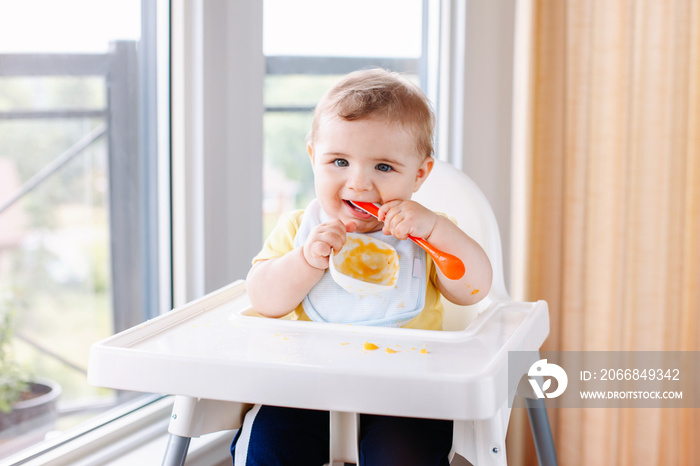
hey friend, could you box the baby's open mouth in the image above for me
[345,200,375,217]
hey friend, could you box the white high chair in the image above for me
[88,160,557,466]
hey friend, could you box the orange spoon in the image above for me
[350,201,466,280]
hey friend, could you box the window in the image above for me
[262,0,435,237]
[0,0,169,459]
[0,0,443,460]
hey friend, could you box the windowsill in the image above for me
[102,429,234,466]
[0,396,234,466]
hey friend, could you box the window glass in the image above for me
[0,0,165,459]
[262,0,428,238]
[263,0,423,58]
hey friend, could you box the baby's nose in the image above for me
[347,168,373,191]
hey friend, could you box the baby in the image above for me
[232,68,492,465]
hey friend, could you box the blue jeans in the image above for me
[231,405,453,466]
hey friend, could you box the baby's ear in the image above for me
[307,143,314,161]
[413,156,434,192]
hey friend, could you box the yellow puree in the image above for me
[336,237,399,286]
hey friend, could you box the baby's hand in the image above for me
[303,220,356,270]
[378,200,438,240]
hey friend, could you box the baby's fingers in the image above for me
[380,204,408,238]
[326,221,352,251]
[385,216,414,240]
[377,200,402,222]
[304,241,332,270]
[309,221,347,252]
[308,240,332,259]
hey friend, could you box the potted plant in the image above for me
[0,288,61,436]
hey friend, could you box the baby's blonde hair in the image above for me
[308,68,435,159]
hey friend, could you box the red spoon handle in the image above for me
[408,235,465,280]
[351,201,466,280]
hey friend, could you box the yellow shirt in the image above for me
[252,210,445,330]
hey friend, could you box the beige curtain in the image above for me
[508,1,700,465]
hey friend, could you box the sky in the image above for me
[263,0,422,58]
[0,0,141,53]
[0,0,421,57]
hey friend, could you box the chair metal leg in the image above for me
[162,433,191,466]
[525,398,558,466]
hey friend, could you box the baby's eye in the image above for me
[334,159,349,167]
[376,163,393,172]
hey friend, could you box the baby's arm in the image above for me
[246,219,355,317]
[378,200,492,305]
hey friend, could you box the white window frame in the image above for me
[171,0,264,305]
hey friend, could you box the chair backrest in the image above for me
[412,159,509,330]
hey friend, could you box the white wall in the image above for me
[438,0,517,290]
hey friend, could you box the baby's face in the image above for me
[308,116,432,233]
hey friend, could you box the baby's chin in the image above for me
[348,219,383,234]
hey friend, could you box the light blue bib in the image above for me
[294,199,427,327]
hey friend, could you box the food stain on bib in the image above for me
[335,236,399,286]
